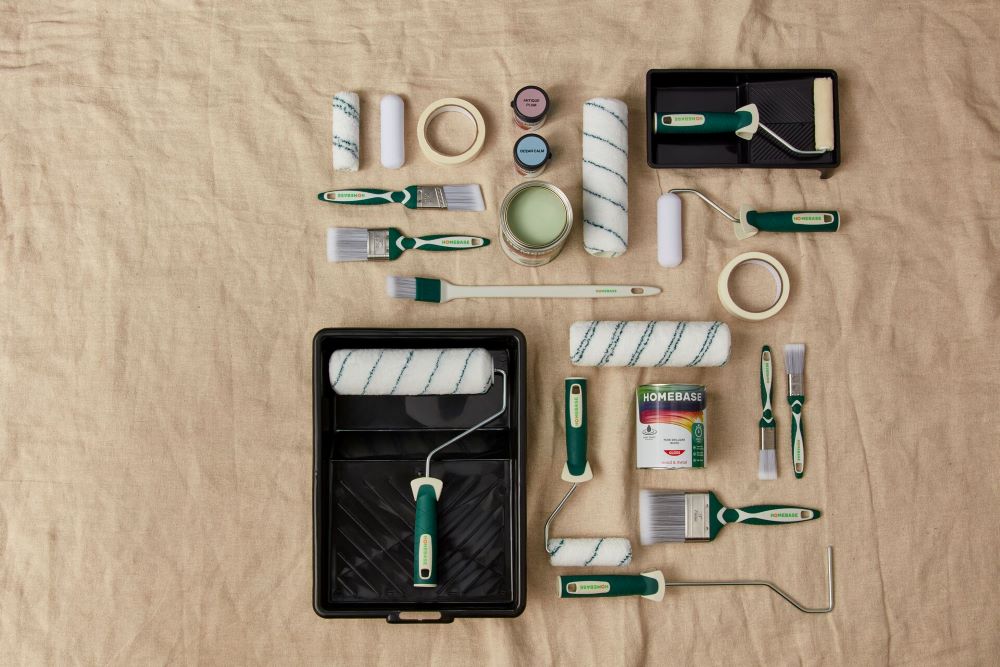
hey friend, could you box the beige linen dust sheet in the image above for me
[2,0,999,664]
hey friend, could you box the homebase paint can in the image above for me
[635,384,707,469]
[511,85,550,130]
[499,181,573,266]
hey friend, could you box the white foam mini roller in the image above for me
[657,192,683,267]
[813,78,834,151]
[380,94,405,169]
[329,348,494,396]
[332,91,360,171]
[582,98,629,257]
[570,321,731,367]
[547,538,633,567]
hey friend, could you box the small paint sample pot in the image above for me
[499,182,573,267]
[511,85,550,130]
[513,134,552,177]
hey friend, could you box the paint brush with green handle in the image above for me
[639,490,819,544]
[784,343,806,478]
[317,184,485,211]
[759,345,777,480]
[327,227,489,262]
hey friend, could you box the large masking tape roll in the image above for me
[329,348,494,395]
[717,251,790,321]
[417,98,486,166]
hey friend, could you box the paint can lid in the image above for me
[510,85,550,123]
[513,134,551,170]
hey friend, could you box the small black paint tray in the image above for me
[646,69,840,175]
[312,328,527,622]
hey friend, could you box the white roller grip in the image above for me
[380,94,405,169]
[657,193,683,267]
[329,348,494,396]
[547,538,632,567]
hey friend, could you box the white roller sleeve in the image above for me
[332,92,360,171]
[813,77,835,151]
[547,538,632,567]
[582,98,629,257]
[328,348,494,396]
[570,321,731,367]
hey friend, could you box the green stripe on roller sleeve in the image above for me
[746,210,840,233]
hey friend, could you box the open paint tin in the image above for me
[499,181,573,267]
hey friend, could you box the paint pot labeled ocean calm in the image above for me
[513,134,552,177]
[636,384,707,469]
[499,181,573,267]
[511,85,550,130]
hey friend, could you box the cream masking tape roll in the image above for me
[332,92,360,171]
[717,252,790,321]
[417,98,486,166]
[569,321,731,367]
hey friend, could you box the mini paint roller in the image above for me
[653,77,835,157]
[544,378,632,567]
[328,348,507,587]
[658,189,839,265]
[569,321,731,368]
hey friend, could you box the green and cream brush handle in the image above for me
[327,227,488,262]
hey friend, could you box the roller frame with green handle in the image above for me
[559,571,665,601]
[653,104,759,141]
[388,229,489,259]
[789,395,805,478]
[411,477,443,587]
[562,378,592,483]
[318,185,420,207]
[734,205,840,239]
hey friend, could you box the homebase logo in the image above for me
[566,581,611,594]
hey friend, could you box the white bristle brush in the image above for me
[784,343,807,478]
[327,228,489,262]
[317,184,485,211]
[758,345,777,480]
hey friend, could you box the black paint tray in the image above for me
[646,69,840,176]
[312,328,527,622]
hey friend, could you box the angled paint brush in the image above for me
[784,343,806,478]
[639,490,819,545]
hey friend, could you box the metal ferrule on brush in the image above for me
[760,426,775,453]
[366,228,391,260]
[685,492,711,541]
[787,373,804,397]
[415,186,447,209]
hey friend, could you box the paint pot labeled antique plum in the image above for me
[499,181,573,266]
[513,134,552,177]
[511,85,550,130]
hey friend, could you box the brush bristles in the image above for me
[784,343,805,374]
[327,228,369,262]
[442,184,485,212]
[639,489,686,545]
[758,449,777,480]
[385,276,416,300]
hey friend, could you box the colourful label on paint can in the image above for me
[636,384,706,469]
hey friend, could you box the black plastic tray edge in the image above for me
[311,327,528,623]
[644,68,841,175]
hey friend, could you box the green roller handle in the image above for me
[790,395,805,478]
[412,481,438,586]
[746,210,840,233]
[654,110,754,135]
[718,503,820,525]
[564,378,589,480]
[759,346,774,428]
[317,185,420,208]
[558,572,663,599]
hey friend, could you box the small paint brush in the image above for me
[317,184,485,211]
[327,228,489,262]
